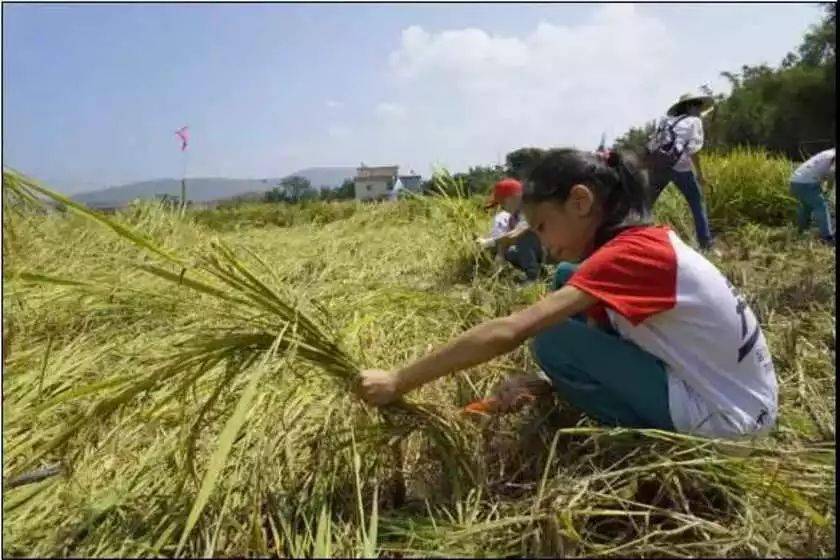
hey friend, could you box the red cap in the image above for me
[485,178,523,208]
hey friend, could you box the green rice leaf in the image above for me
[176,332,284,554]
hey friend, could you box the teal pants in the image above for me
[529,263,675,430]
[790,181,834,240]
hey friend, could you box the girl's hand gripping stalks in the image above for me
[359,369,402,406]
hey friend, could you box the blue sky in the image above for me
[2,2,824,194]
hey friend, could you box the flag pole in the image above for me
[175,126,189,216]
[180,149,188,216]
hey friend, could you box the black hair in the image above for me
[522,148,652,249]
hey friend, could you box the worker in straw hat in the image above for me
[476,178,545,283]
[646,90,716,251]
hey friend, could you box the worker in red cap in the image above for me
[477,178,544,283]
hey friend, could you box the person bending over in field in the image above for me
[789,147,835,246]
[360,148,778,439]
[476,178,545,284]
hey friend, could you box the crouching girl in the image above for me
[360,149,777,439]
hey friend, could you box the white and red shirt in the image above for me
[567,226,778,439]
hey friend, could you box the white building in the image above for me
[390,173,423,200]
[354,165,399,201]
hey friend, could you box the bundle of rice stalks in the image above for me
[420,169,495,284]
[376,426,834,557]
[2,168,478,551]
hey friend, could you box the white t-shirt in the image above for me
[669,115,704,172]
[567,226,778,439]
[489,210,527,240]
[791,148,836,184]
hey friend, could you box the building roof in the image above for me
[356,165,399,180]
[398,175,422,189]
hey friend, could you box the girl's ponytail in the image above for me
[606,150,650,215]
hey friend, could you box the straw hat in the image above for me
[667,91,715,117]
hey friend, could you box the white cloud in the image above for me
[388,26,529,82]
[326,100,344,109]
[389,6,685,155]
[299,4,755,176]
[327,124,351,138]
[375,102,407,121]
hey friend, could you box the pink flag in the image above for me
[175,126,189,151]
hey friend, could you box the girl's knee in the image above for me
[530,320,587,367]
[529,333,570,388]
[553,261,579,290]
[530,331,551,363]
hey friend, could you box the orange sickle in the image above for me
[462,392,539,416]
[462,396,500,415]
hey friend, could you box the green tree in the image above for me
[321,178,355,201]
[338,178,356,199]
[708,60,834,158]
[612,122,656,159]
[265,176,316,203]
[451,165,506,196]
[797,3,836,67]
[418,165,504,198]
[708,5,834,158]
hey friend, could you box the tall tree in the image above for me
[265,176,316,203]
[321,178,356,201]
[613,122,656,159]
[456,165,506,195]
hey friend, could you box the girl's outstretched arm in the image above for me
[359,285,597,406]
[495,222,532,251]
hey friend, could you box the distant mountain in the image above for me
[290,167,359,191]
[72,167,358,207]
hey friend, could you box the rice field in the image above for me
[1,149,835,557]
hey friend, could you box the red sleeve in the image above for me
[586,303,610,326]
[567,227,677,325]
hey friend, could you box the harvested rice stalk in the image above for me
[3,168,478,528]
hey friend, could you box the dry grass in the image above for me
[2,157,835,557]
